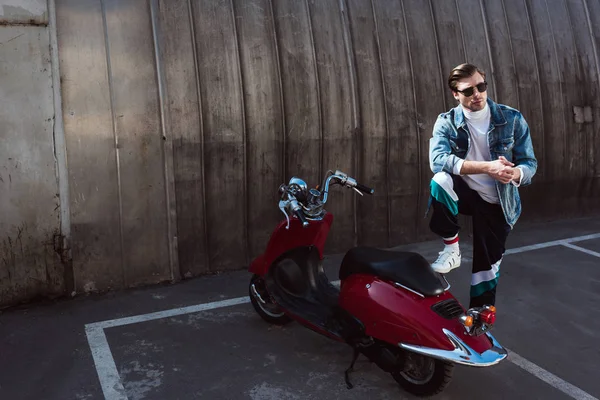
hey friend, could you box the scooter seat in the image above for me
[339,247,445,296]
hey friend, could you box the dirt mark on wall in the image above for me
[0,223,66,308]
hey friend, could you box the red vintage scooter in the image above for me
[248,170,507,397]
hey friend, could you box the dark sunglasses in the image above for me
[456,81,488,97]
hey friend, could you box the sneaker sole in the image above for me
[432,263,460,274]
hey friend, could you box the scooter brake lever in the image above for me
[351,187,364,196]
[279,200,291,229]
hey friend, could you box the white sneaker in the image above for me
[431,247,461,274]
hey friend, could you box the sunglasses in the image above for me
[456,81,488,97]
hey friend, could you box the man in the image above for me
[428,63,537,308]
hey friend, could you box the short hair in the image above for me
[448,63,486,92]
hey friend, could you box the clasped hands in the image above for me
[487,156,520,184]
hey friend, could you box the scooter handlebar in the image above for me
[332,170,374,195]
[295,209,309,228]
[355,182,374,195]
[288,197,310,228]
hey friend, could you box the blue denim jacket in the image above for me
[429,98,537,228]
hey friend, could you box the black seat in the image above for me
[339,247,445,296]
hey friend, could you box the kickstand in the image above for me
[344,348,360,389]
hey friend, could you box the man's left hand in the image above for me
[511,166,521,183]
[498,156,521,184]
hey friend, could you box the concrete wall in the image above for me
[3,0,600,307]
[0,0,68,306]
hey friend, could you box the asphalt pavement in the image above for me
[1,216,599,400]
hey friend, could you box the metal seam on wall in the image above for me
[338,0,360,246]
[563,0,587,171]
[48,0,74,292]
[583,0,600,175]
[500,0,520,110]
[455,0,468,62]
[428,0,447,111]
[305,0,324,181]
[479,0,498,101]
[100,0,126,286]
[583,0,600,99]
[543,0,568,176]
[230,0,250,265]
[523,0,546,179]
[268,0,287,184]
[400,0,421,235]
[150,0,179,282]
[370,0,391,248]
[187,0,210,271]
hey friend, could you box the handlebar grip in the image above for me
[295,209,309,228]
[356,183,374,195]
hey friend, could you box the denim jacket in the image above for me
[429,98,537,228]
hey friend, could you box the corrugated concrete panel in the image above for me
[192,0,248,271]
[158,0,209,277]
[0,26,63,306]
[271,0,321,202]
[102,0,171,285]
[402,0,448,241]
[56,0,123,293]
[346,0,389,247]
[482,0,518,107]
[371,0,419,245]
[527,0,564,183]
[232,0,285,261]
[502,0,545,180]
[308,0,357,253]
[0,0,47,25]
[580,0,600,178]
[585,0,600,179]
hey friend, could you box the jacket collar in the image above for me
[453,98,507,129]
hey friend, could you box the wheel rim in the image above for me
[399,354,435,384]
[250,280,285,318]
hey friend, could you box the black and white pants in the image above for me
[428,172,511,308]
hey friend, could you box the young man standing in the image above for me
[428,63,537,308]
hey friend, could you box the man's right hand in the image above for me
[486,157,515,184]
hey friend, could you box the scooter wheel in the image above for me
[249,274,291,325]
[391,354,453,397]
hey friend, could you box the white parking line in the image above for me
[87,232,600,400]
[561,243,600,258]
[504,233,600,255]
[509,351,599,400]
[86,325,128,400]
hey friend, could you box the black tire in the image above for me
[392,354,454,397]
[249,274,291,325]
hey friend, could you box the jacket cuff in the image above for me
[511,166,524,187]
[453,159,465,175]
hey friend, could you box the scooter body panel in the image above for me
[249,213,333,276]
[338,274,493,354]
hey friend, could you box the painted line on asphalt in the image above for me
[86,325,128,400]
[509,351,599,400]
[86,232,600,400]
[504,233,600,255]
[561,243,600,258]
[91,296,249,330]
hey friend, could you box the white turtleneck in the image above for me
[453,104,500,204]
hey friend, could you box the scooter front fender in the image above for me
[399,329,507,367]
[339,274,497,356]
[249,213,333,276]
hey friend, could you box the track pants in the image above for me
[428,172,511,308]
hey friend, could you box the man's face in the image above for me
[453,72,487,112]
